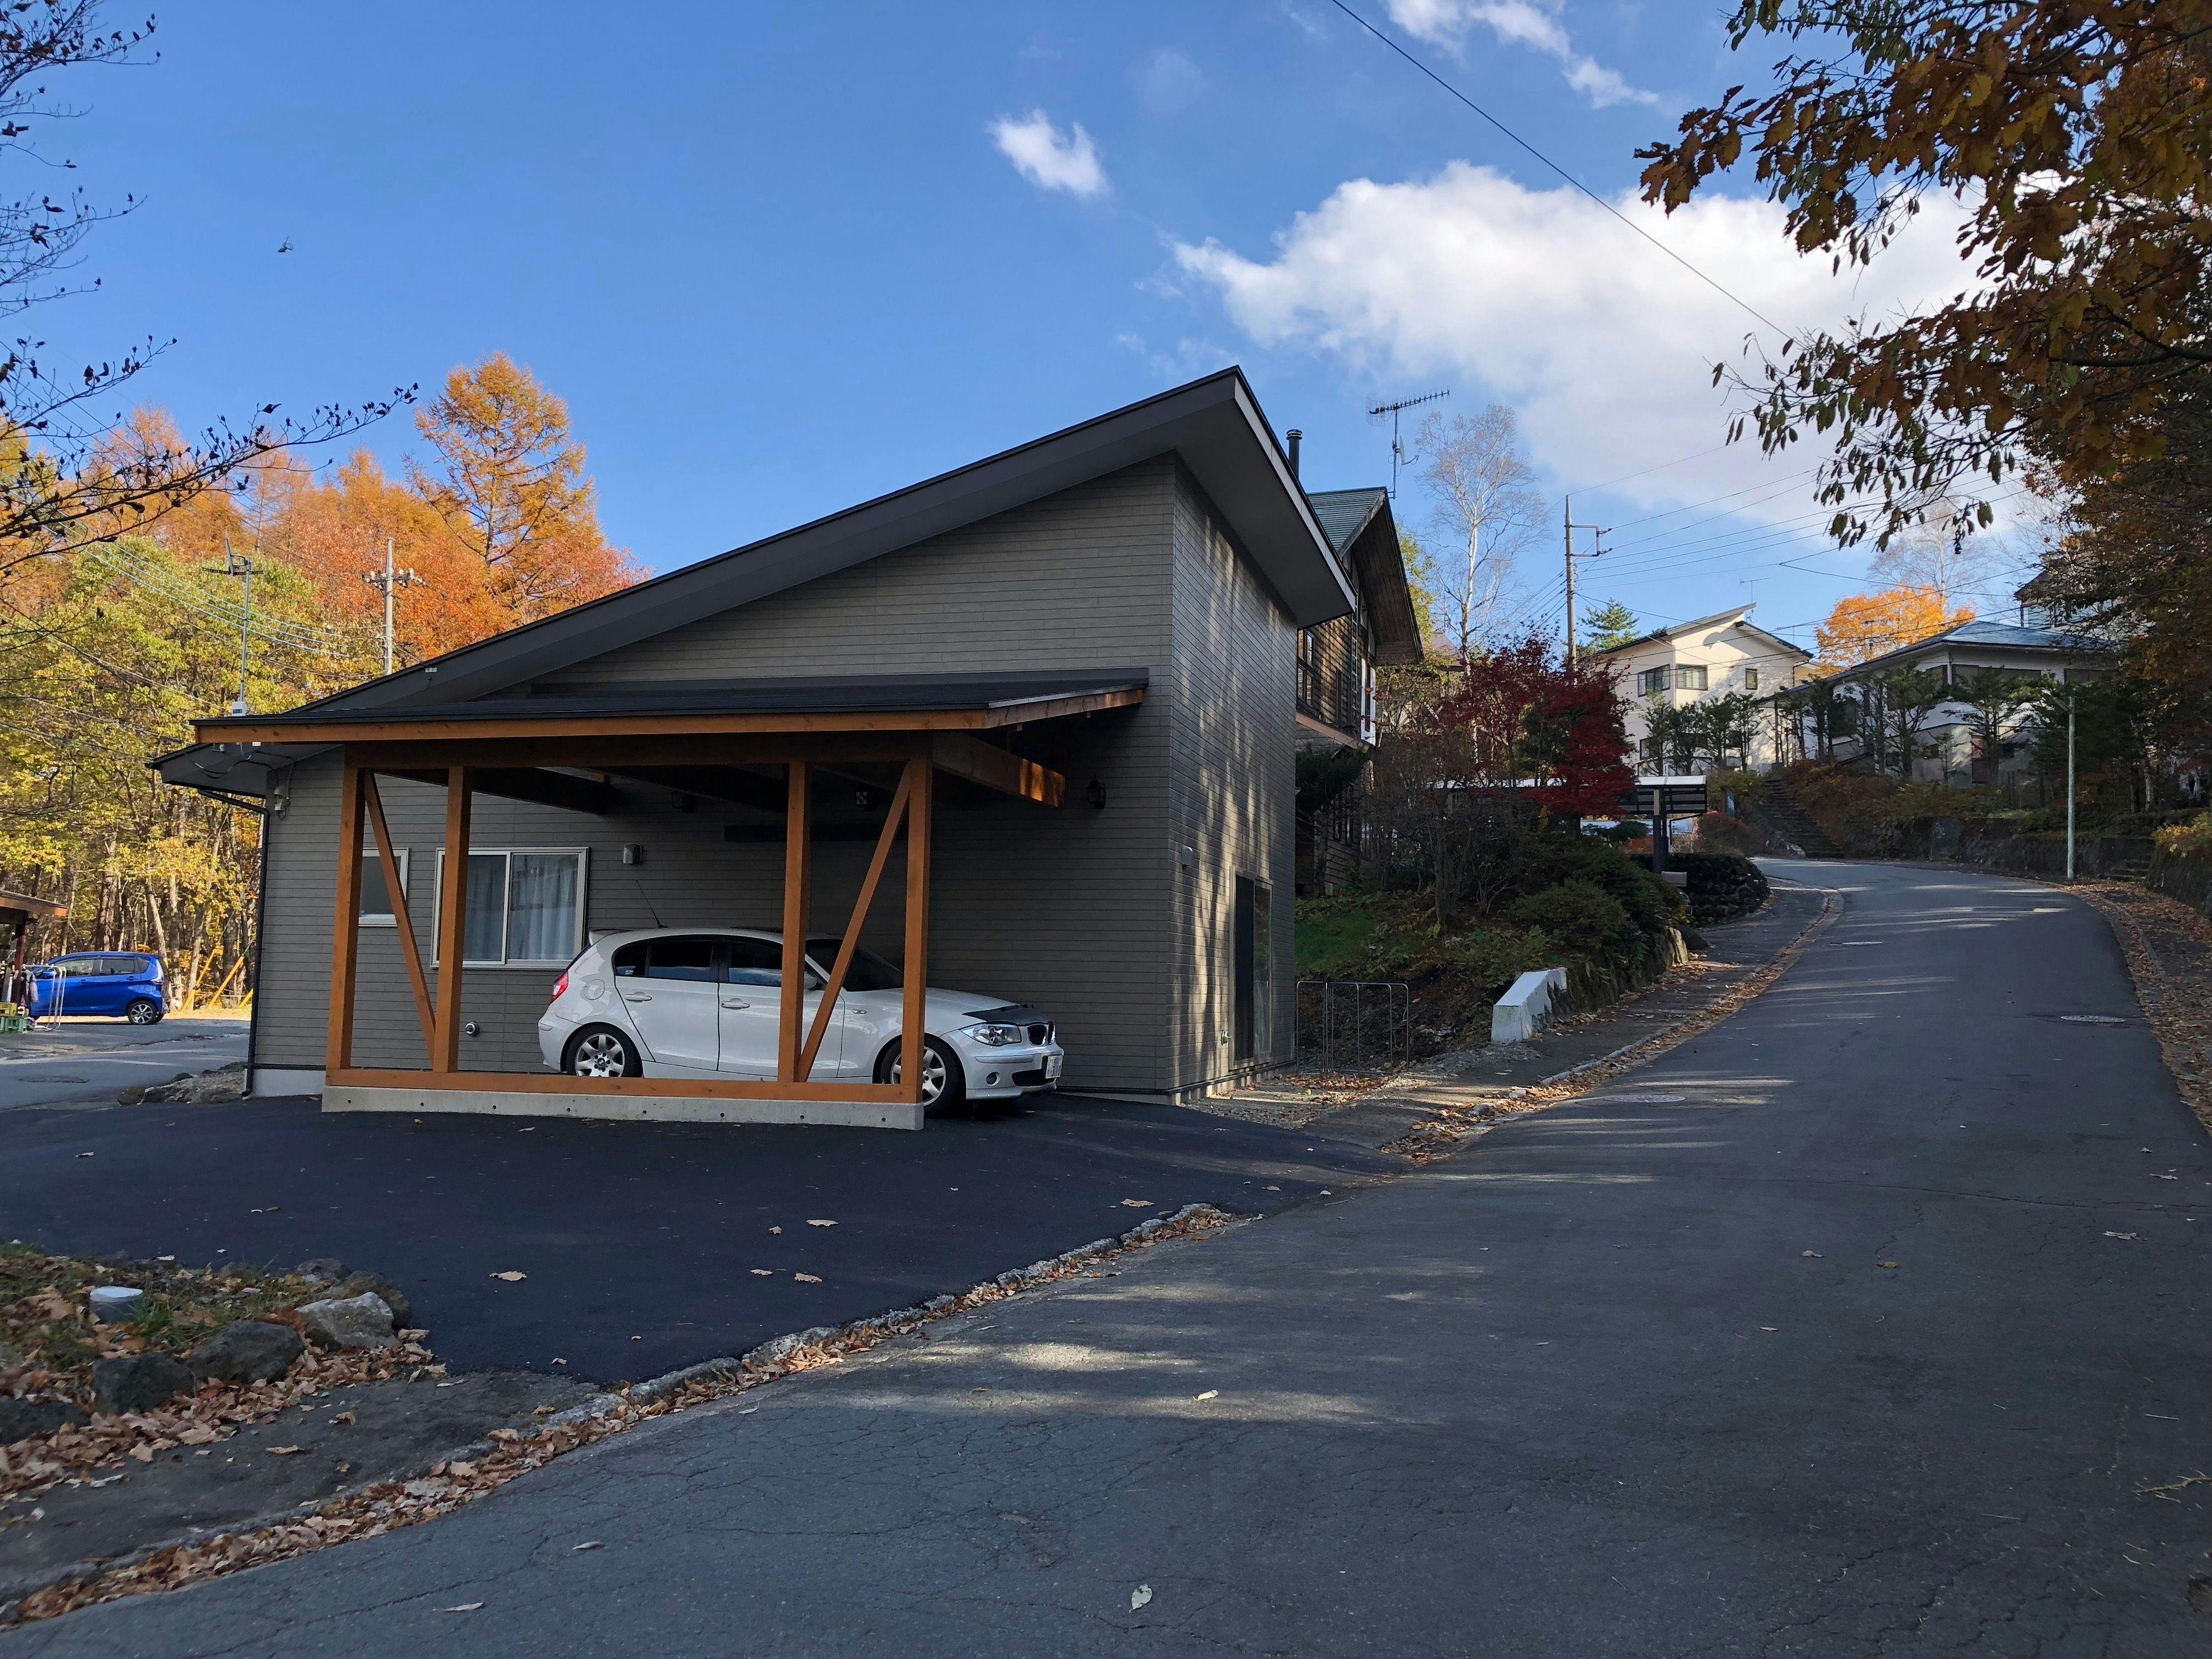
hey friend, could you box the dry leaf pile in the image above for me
[2062,880,2212,1135]
[8,1204,1240,1626]
[1383,892,1840,1161]
[0,1340,442,1506]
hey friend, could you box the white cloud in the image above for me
[990,110,1110,199]
[1169,162,1977,518]
[1385,0,1656,109]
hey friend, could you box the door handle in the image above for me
[720,999,750,1010]
[623,992,652,1002]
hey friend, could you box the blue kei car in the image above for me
[27,952,167,1024]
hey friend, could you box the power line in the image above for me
[1323,0,1790,338]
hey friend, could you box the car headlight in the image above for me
[961,1022,1025,1047]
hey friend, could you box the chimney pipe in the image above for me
[1286,429,1302,482]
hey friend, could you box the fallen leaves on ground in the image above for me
[266,1445,304,1456]
[5,1207,1243,1628]
[1194,1390,1218,1401]
[749,1269,773,1277]
[0,1337,436,1506]
[489,1272,526,1283]
[1131,1585,1154,1611]
[793,1273,822,1284]
[805,1220,837,1228]
[1119,1199,1153,1208]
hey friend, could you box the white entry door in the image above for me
[611,935,723,1072]
[718,936,842,1080]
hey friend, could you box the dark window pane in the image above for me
[725,936,782,986]
[611,941,648,977]
[805,939,901,992]
[646,936,719,982]
[360,853,394,919]
[464,853,506,962]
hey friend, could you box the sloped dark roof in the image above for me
[200,673,1148,733]
[1303,487,1424,665]
[228,369,1350,723]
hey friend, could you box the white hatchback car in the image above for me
[535,928,1063,1110]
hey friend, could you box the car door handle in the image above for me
[623,992,652,1002]
[720,999,750,1010]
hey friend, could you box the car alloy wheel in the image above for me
[570,1030,633,1078]
[126,999,161,1025]
[884,1042,949,1103]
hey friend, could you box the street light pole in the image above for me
[204,538,256,716]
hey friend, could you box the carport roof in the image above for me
[194,671,1149,740]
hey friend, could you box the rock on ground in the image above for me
[331,1271,410,1328]
[0,1399,88,1444]
[91,1353,195,1416]
[185,1318,304,1384]
[296,1293,396,1351]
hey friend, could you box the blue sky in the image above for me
[37,1,2020,653]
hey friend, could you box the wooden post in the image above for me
[326,760,366,1075]
[797,767,912,1081]
[777,759,811,1084]
[362,771,437,1062]
[900,752,932,1104]
[432,766,473,1073]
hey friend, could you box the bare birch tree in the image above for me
[1414,406,1541,664]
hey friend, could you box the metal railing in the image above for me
[1295,979,1412,1073]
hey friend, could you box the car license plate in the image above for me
[1046,1053,1062,1080]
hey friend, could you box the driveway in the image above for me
[0,1018,247,1112]
[21,860,2207,1657]
[0,1091,1391,1383]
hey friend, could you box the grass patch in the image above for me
[0,1244,315,1395]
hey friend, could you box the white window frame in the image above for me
[432,847,589,968]
[359,848,409,928]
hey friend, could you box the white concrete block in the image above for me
[1491,968,1570,1044]
[321,1084,926,1131]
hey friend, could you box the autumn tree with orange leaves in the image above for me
[1813,586,1973,671]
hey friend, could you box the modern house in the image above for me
[1814,618,2113,788]
[1292,483,1424,894]
[1588,607,1813,774]
[153,370,1418,1126]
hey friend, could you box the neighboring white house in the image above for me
[1817,618,2113,788]
[1588,607,1814,774]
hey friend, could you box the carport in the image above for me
[196,676,1142,1128]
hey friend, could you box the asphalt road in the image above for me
[0,1019,247,1112]
[0,1087,1390,1381]
[18,862,2211,1657]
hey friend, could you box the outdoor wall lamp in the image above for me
[1085,776,1107,810]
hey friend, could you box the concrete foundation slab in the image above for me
[321,1084,924,1131]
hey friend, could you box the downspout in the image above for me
[244,768,281,1095]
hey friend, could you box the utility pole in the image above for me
[2065,684,2077,882]
[362,538,426,675]
[204,539,256,716]
[1562,495,1606,667]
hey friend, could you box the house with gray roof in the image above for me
[153,370,1419,1124]
[1815,618,2114,788]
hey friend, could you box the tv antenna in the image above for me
[1367,389,1450,498]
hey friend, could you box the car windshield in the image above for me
[805,940,903,993]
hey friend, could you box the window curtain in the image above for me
[464,853,507,963]
[506,853,579,963]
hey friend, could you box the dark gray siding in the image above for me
[1166,466,1299,1092]
[251,461,1184,1093]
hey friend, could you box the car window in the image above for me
[725,936,782,987]
[110,956,149,977]
[804,939,902,992]
[645,936,720,983]
[61,958,99,979]
[610,941,647,978]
